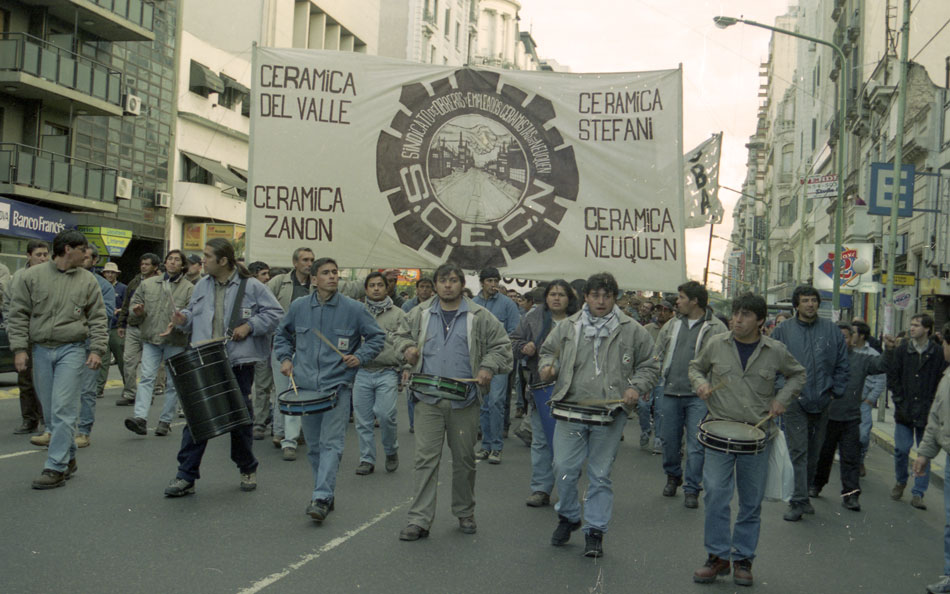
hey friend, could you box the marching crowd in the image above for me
[6,230,950,592]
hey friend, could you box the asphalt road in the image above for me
[0,369,946,594]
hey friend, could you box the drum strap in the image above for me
[226,277,249,339]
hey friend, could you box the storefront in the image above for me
[0,197,78,271]
[183,222,246,259]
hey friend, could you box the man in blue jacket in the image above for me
[164,238,283,497]
[772,285,849,521]
[273,257,384,523]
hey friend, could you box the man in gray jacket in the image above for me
[8,230,108,490]
[353,271,406,475]
[650,281,728,508]
[539,272,659,558]
[771,285,849,522]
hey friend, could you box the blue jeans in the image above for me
[480,374,507,451]
[175,365,257,482]
[553,414,627,534]
[407,387,415,429]
[301,385,351,502]
[943,454,950,575]
[77,344,98,436]
[658,394,707,494]
[529,404,554,494]
[134,342,183,424]
[353,368,399,465]
[859,400,874,464]
[703,440,772,561]
[33,343,86,472]
[639,382,664,437]
[894,422,929,497]
[270,350,301,448]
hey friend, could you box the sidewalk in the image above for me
[867,404,945,490]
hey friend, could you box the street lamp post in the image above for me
[715,16,847,317]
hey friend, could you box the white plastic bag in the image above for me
[764,431,794,502]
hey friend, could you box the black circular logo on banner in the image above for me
[376,69,579,269]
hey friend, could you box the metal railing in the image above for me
[0,32,122,107]
[0,143,118,204]
[91,0,156,31]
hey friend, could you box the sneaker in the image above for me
[75,434,90,448]
[639,431,650,448]
[488,450,502,465]
[733,558,754,587]
[154,421,171,437]
[458,515,477,534]
[240,472,257,492]
[272,435,283,449]
[551,515,581,546]
[399,523,429,541]
[164,477,195,497]
[252,425,266,440]
[30,432,51,447]
[693,554,730,583]
[32,469,65,490]
[684,492,699,509]
[526,491,551,507]
[125,417,147,435]
[927,575,950,593]
[891,482,906,500]
[783,503,804,522]
[808,486,820,498]
[409,426,414,434]
[306,499,334,522]
[662,475,682,497]
[842,494,861,511]
[282,447,297,461]
[652,438,663,455]
[355,461,375,475]
[13,421,38,435]
[583,529,604,557]
[801,501,815,515]
[911,495,927,510]
[115,397,135,406]
[64,458,77,480]
[514,425,532,447]
[474,448,490,460]
[385,453,399,473]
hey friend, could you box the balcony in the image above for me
[24,0,155,42]
[0,143,118,213]
[0,33,123,116]
[423,9,438,35]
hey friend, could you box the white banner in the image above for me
[813,243,875,292]
[806,174,837,201]
[246,48,686,289]
[684,132,723,228]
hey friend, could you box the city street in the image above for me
[0,368,945,594]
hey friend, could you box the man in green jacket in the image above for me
[8,230,108,490]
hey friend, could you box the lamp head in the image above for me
[713,16,739,29]
[851,258,870,275]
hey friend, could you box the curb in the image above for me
[870,425,944,491]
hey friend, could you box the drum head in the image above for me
[701,420,765,441]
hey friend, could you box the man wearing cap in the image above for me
[637,296,675,452]
[96,261,127,399]
[473,266,521,464]
[184,254,203,284]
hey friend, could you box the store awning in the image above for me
[221,75,249,96]
[181,150,246,190]
[189,60,224,94]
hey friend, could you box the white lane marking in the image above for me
[0,450,42,460]
[237,499,410,594]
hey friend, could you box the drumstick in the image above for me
[753,413,774,430]
[573,398,626,408]
[707,379,729,394]
[289,375,299,395]
[448,377,478,382]
[190,337,225,348]
[312,328,346,359]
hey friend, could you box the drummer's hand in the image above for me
[131,303,145,316]
[521,342,536,357]
[231,323,252,342]
[170,311,186,327]
[913,455,930,477]
[696,383,712,400]
[404,347,420,366]
[117,327,126,339]
[86,352,102,371]
[401,369,411,385]
[14,351,28,372]
[622,387,640,407]
[158,322,174,337]
[883,334,897,350]
[539,365,556,382]
[475,368,493,387]
[769,399,786,417]
[280,359,293,377]
[342,354,360,368]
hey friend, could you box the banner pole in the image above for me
[703,222,715,286]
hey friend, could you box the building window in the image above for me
[189,60,224,98]
[42,123,70,156]
[778,195,798,227]
[780,144,793,184]
[444,8,451,34]
[777,251,795,283]
[183,154,213,185]
[430,46,437,63]
[455,22,461,49]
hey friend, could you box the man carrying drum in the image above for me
[688,292,805,587]
[123,250,194,437]
[353,271,406,475]
[510,279,578,508]
[538,272,658,558]
[164,238,283,497]
[8,230,108,489]
[273,257,384,523]
[394,263,512,541]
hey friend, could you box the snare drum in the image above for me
[277,387,338,416]
[551,401,618,426]
[697,420,767,455]
[409,374,468,401]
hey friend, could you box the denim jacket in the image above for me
[771,315,849,413]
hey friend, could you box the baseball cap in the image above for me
[186,254,202,265]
